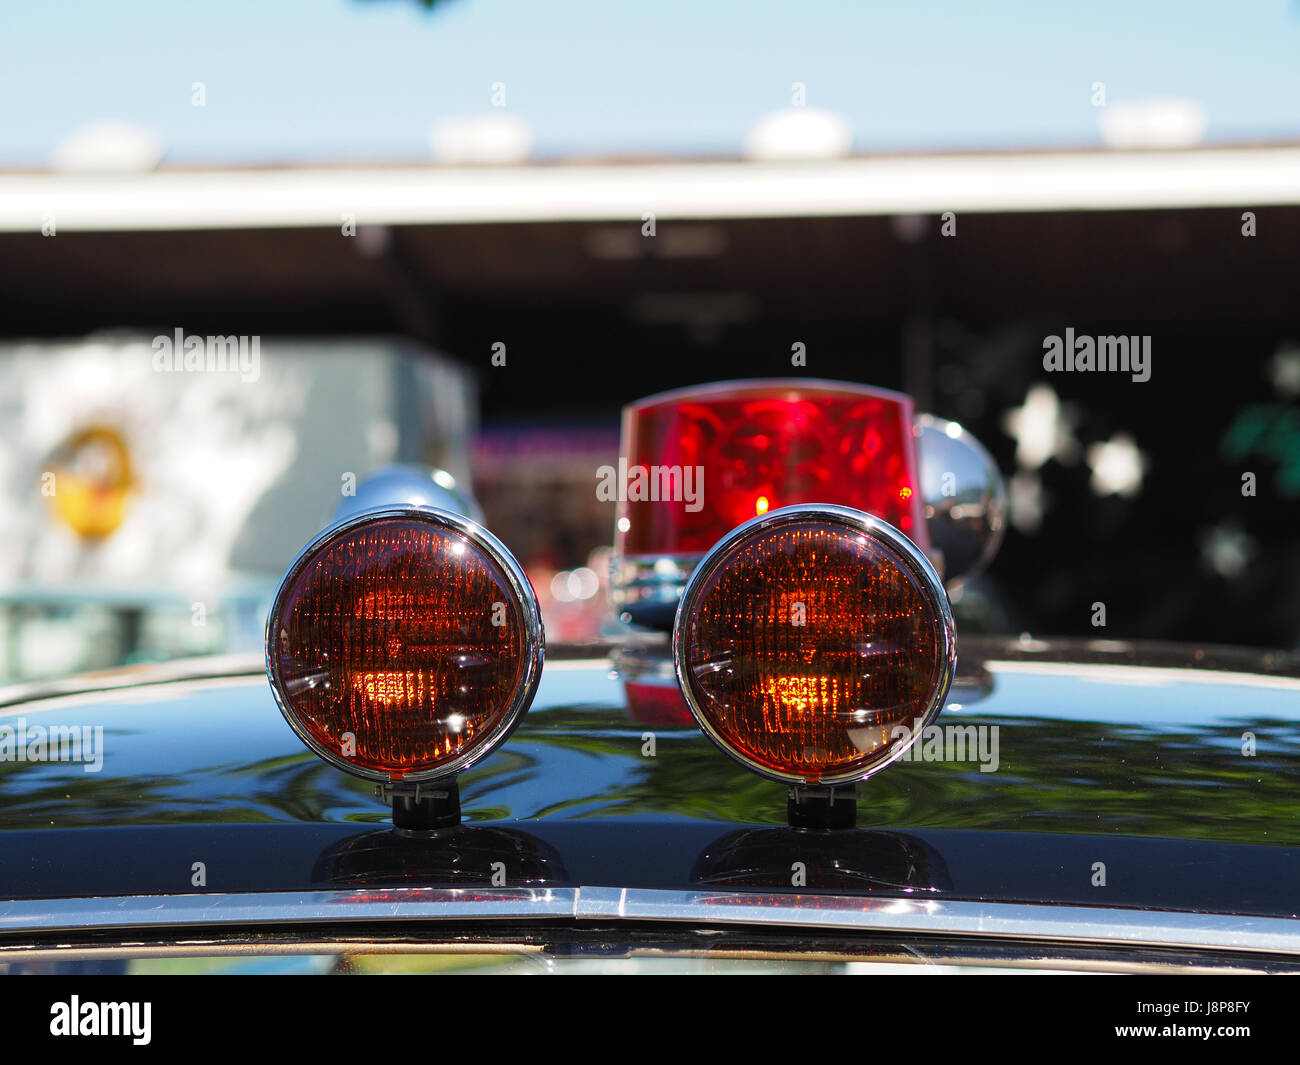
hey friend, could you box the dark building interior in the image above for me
[3,201,1296,647]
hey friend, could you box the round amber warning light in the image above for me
[672,504,955,785]
[266,509,544,783]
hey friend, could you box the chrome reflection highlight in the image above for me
[7,889,1300,961]
[916,414,1006,588]
[610,553,699,630]
[332,464,483,527]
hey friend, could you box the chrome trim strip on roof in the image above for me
[0,889,580,932]
[987,658,1300,691]
[3,888,1299,956]
[0,653,265,711]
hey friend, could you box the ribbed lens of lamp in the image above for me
[269,517,529,779]
[676,512,951,784]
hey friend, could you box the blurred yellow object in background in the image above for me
[46,426,136,539]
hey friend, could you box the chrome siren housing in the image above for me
[914,414,1007,589]
[332,464,484,526]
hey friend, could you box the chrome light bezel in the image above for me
[265,504,544,784]
[671,503,956,787]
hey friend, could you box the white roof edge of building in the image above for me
[1,145,1297,232]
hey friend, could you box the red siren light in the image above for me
[612,380,928,626]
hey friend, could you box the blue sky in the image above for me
[2,0,1299,164]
